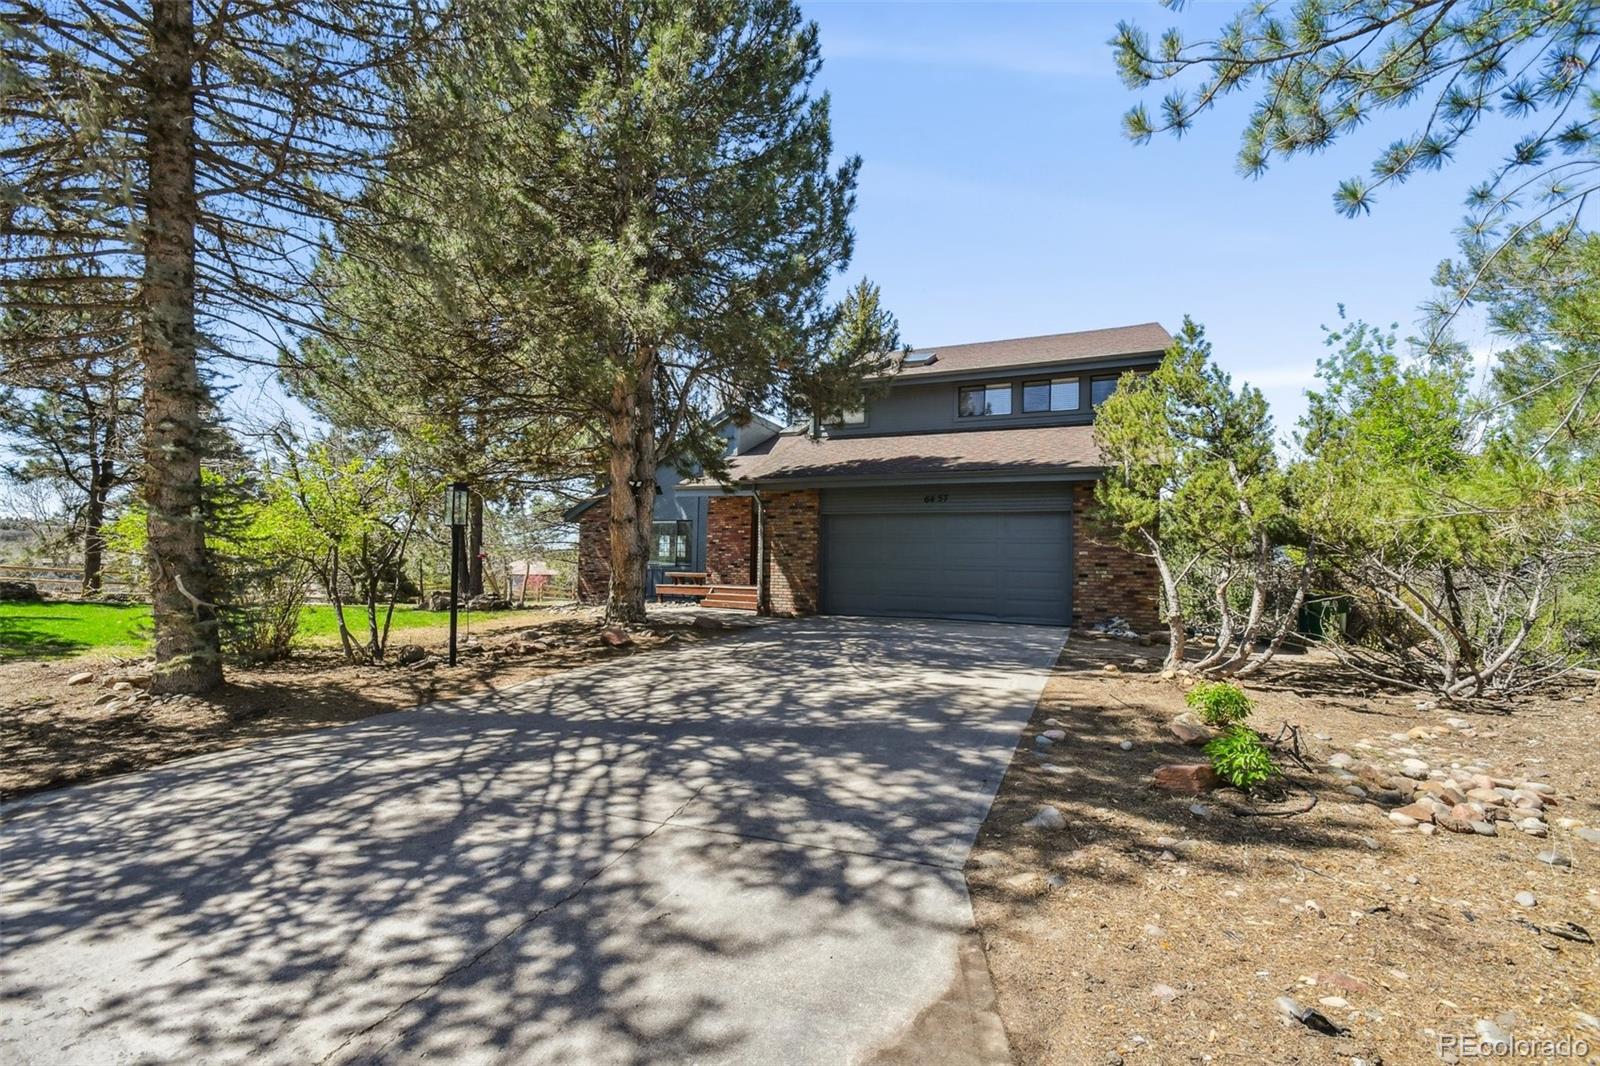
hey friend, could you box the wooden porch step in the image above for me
[701,584,758,611]
[656,584,711,598]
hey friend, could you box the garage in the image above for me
[820,484,1072,625]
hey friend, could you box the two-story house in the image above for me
[576,322,1167,630]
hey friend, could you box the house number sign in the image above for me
[922,493,950,504]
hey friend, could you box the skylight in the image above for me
[902,350,937,366]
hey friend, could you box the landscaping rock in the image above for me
[599,627,633,648]
[1118,740,1134,751]
[394,644,428,666]
[1327,752,1354,770]
[1398,758,1430,780]
[1436,805,1478,833]
[1575,828,1600,846]
[1517,818,1547,837]
[1042,729,1066,741]
[0,580,42,602]
[1152,764,1218,794]
[1474,1020,1512,1049]
[1150,983,1179,1005]
[66,672,95,686]
[1275,996,1349,1037]
[1470,820,1498,837]
[1536,850,1572,867]
[419,590,454,611]
[1513,891,1536,908]
[1025,805,1067,831]
[1169,720,1211,746]
[1034,736,1055,749]
[1420,781,1465,805]
[1391,802,1436,825]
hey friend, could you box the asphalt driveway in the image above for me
[0,617,1066,1065]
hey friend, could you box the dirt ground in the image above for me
[969,638,1599,1066]
[0,606,746,801]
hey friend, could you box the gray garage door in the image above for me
[821,484,1072,625]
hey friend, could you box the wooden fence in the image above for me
[0,563,140,597]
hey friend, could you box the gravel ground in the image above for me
[968,638,1599,1066]
[0,607,744,800]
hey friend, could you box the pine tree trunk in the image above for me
[605,352,657,625]
[468,491,484,597]
[81,462,108,595]
[142,0,221,694]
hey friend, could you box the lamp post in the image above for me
[445,481,470,666]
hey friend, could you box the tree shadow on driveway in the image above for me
[0,617,1065,1065]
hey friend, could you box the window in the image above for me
[958,383,1012,417]
[1090,376,1120,407]
[839,407,866,425]
[1022,377,1080,413]
[650,520,691,565]
[902,350,937,366]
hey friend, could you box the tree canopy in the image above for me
[1115,1,1599,240]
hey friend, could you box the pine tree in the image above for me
[3,0,429,690]
[299,0,867,624]
[1114,2,1599,255]
[0,263,141,594]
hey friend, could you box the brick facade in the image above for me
[762,489,820,617]
[578,480,1157,629]
[576,504,609,604]
[1070,480,1161,633]
[705,495,754,584]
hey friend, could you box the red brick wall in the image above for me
[1071,480,1160,632]
[576,504,609,604]
[706,496,754,584]
[762,489,820,616]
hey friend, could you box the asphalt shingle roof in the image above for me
[893,322,1171,378]
[681,423,1105,488]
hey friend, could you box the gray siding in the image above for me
[828,357,1157,439]
[646,417,776,591]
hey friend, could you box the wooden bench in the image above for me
[657,571,712,600]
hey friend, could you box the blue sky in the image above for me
[203,1,1526,443]
[807,1,1512,438]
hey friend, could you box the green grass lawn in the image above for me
[0,601,518,661]
[0,601,153,660]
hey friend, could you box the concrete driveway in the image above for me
[1,617,1065,1065]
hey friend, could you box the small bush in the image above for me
[222,560,311,663]
[1204,726,1279,791]
[1185,680,1253,727]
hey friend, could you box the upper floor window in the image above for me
[1090,375,1120,407]
[1023,377,1080,413]
[958,383,1012,418]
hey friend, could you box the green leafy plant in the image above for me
[1185,680,1253,727]
[1204,726,1280,791]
